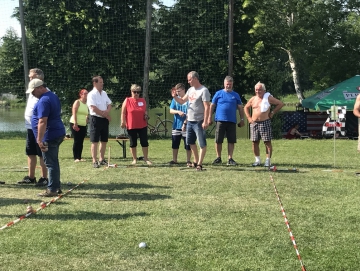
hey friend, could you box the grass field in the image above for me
[1,137,360,271]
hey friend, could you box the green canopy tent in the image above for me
[302,75,360,111]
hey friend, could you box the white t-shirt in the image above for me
[87,88,112,117]
[24,94,38,129]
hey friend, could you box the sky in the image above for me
[0,0,175,38]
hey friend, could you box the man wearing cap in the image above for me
[28,79,66,197]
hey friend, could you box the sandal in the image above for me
[196,165,203,171]
[186,161,192,167]
[169,160,178,165]
[192,162,197,168]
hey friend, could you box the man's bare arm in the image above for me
[353,95,360,118]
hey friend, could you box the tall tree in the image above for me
[153,0,228,100]
[0,29,24,95]
[23,0,148,107]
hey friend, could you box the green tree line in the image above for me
[0,0,359,109]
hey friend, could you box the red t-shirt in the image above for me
[125,97,147,129]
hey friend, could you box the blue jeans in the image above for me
[42,136,63,192]
[186,120,207,148]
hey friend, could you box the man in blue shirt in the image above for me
[29,79,65,197]
[210,76,245,165]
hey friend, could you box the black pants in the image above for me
[70,123,87,160]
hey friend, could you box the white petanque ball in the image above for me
[138,242,147,248]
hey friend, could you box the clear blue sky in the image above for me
[0,0,175,38]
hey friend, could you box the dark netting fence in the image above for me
[0,0,249,137]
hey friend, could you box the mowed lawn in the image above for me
[0,137,360,271]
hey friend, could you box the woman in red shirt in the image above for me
[121,84,152,165]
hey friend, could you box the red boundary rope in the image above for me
[269,174,306,271]
[0,180,86,231]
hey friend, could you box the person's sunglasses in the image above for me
[132,91,141,94]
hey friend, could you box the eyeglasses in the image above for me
[132,91,141,94]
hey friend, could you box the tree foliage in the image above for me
[0,29,24,94]
[0,0,360,107]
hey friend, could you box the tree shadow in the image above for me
[78,182,172,191]
[69,192,171,201]
[32,211,149,221]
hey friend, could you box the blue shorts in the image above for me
[186,120,207,148]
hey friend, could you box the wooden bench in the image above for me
[64,136,130,158]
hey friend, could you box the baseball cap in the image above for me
[26,79,45,94]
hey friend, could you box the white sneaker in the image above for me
[252,162,261,167]
[264,159,271,167]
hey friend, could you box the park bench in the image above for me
[64,134,130,158]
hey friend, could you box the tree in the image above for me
[0,29,24,95]
[152,0,229,100]
[23,0,148,108]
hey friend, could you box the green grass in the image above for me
[1,138,360,270]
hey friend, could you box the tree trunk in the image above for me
[282,47,305,102]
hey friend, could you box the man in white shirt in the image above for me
[18,68,48,186]
[87,75,112,168]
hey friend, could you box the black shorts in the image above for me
[127,127,149,148]
[26,129,42,156]
[89,116,109,142]
[215,121,237,144]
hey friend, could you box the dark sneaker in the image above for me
[99,159,108,166]
[57,189,63,194]
[227,158,237,166]
[18,176,36,185]
[169,160,178,165]
[37,189,58,197]
[212,157,222,164]
[35,177,48,187]
[252,162,261,167]
[93,161,100,168]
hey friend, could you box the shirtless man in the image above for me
[244,82,284,167]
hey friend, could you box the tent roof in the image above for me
[302,75,360,111]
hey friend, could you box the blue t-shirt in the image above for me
[170,98,188,130]
[211,90,242,123]
[32,91,66,141]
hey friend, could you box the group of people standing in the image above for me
[169,71,284,170]
[18,68,283,196]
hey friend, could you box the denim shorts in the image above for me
[186,120,207,148]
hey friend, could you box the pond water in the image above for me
[0,107,172,136]
[0,107,248,138]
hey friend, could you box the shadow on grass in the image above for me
[32,211,149,221]
[78,182,172,191]
[70,192,171,201]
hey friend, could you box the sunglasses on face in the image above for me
[132,91,141,94]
